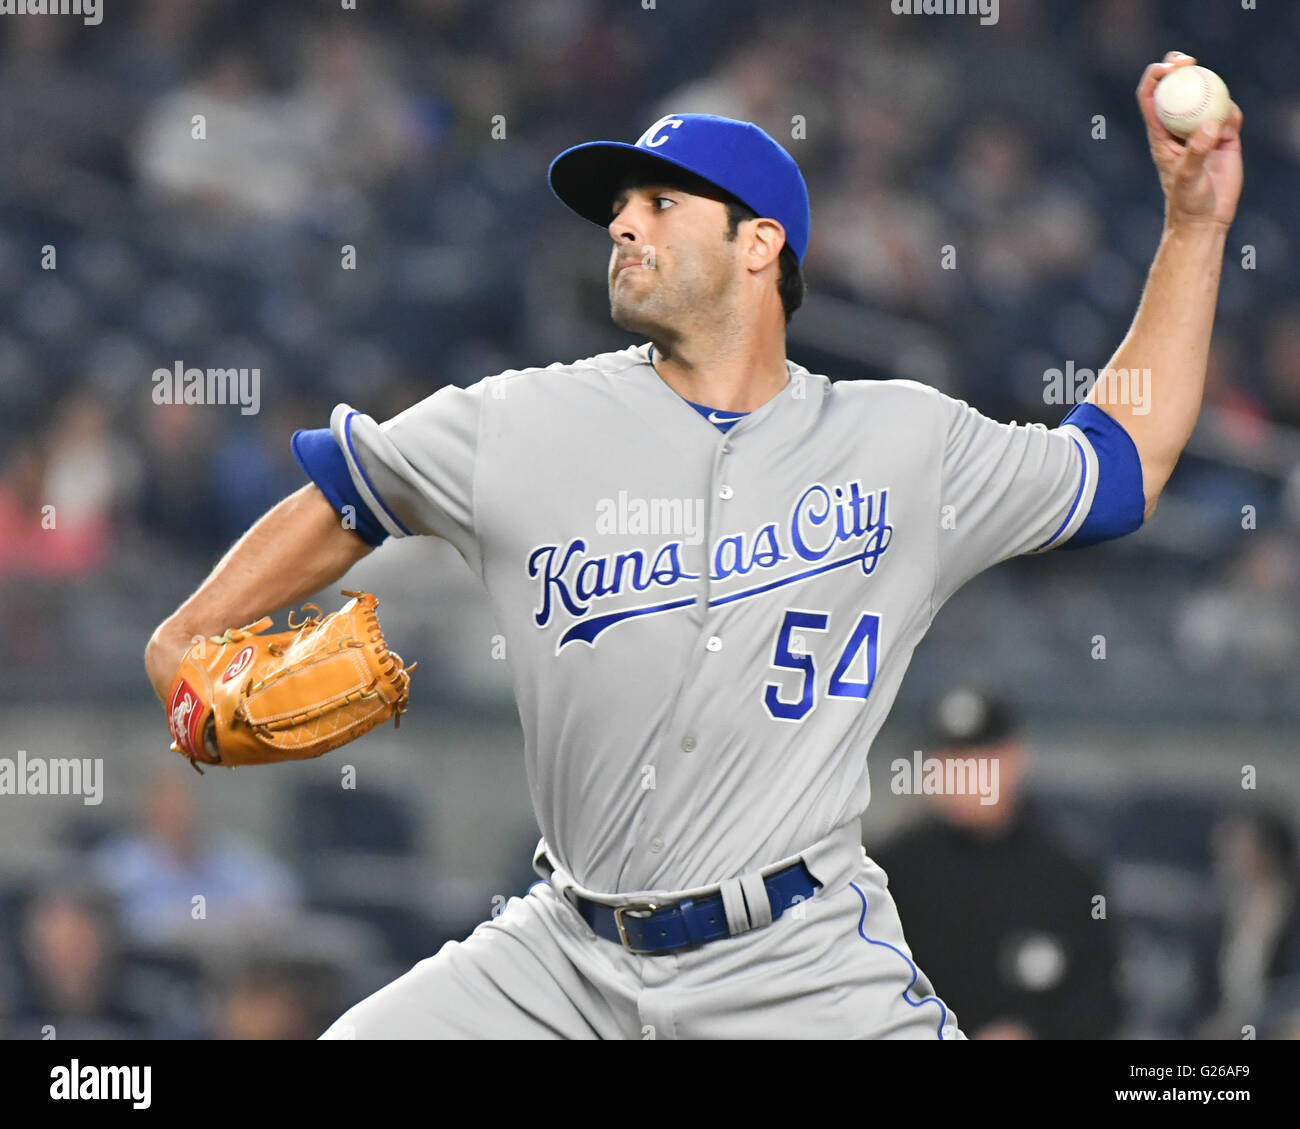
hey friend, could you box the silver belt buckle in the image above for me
[613,902,659,952]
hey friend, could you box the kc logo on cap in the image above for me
[636,115,685,149]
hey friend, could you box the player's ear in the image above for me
[746,218,786,273]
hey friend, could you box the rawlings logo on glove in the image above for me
[163,591,415,771]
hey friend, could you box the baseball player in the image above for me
[145,53,1243,1038]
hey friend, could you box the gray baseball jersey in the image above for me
[326,341,1097,896]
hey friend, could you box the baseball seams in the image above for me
[1164,81,1212,129]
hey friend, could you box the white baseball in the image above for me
[1153,65,1231,139]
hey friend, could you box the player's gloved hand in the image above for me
[162,591,415,772]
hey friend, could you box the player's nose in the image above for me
[608,204,643,244]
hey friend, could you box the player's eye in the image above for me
[610,195,674,221]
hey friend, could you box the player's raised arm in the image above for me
[1086,52,1244,519]
[143,483,374,702]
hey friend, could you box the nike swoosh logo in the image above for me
[707,410,740,423]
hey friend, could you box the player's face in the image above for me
[606,181,740,339]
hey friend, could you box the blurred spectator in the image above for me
[5,881,155,1039]
[133,19,425,231]
[90,765,303,945]
[942,116,1100,306]
[1085,0,1159,88]
[206,399,311,548]
[1203,332,1273,438]
[133,42,316,225]
[286,24,427,207]
[813,152,951,317]
[91,0,212,103]
[1263,305,1300,431]
[653,40,803,130]
[0,444,81,581]
[217,957,332,1040]
[134,400,226,558]
[1193,803,1300,1039]
[0,13,130,193]
[1175,533,1300,686]
[0,391,137,581]
[872,688,1122,1039]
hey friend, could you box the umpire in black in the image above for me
[872,688,1123,1039]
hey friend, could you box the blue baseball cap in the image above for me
[548,113,811,263]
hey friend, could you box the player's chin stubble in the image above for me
[610,259,731,342]
[609,265,672,337]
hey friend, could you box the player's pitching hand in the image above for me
[1137,52,1243,231]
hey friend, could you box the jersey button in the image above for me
[718,485,734,500]
[650,837,665,853]
[706,636,722,652]
[681,735,696,752]
[721,442,732,455]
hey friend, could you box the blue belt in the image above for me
[575,862,819,954]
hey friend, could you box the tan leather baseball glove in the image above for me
[164,591,415,771]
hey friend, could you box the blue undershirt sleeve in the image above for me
[290,427,389,548]
[1056,402,1146,549]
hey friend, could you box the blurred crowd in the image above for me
[0,0,1298,706]
[0,0,1298,1042]
[1,0,1298,712]
[2,689,1296,1040]
[0,761,489,1039]
[873,688,1300,1041]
